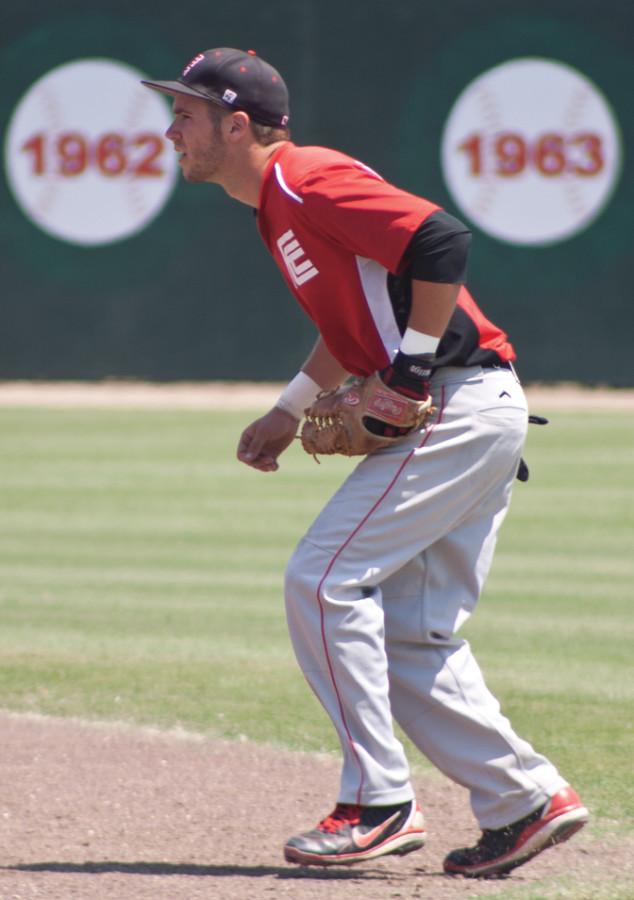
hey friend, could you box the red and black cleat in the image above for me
[284,799,426,866]
[443,786,589,878]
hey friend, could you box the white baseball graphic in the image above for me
[4,58,178,246]
[440,57,622,245]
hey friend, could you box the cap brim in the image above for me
[141,79,211,100]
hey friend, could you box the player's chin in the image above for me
[179,159,203,183]
[181,168,201,183]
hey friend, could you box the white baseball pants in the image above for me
[284,365,567,828]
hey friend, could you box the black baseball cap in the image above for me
[141,47,290,128]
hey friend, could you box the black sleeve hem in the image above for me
[405,210,472,284]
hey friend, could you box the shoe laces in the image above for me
[318,803,362,833]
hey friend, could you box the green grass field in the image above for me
[1,403,633,865]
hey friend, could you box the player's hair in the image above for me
[250,122,291,145]
[207,103,290,145]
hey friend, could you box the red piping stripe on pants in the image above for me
[314,387,447,804]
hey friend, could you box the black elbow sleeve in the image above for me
[407,210,472,283]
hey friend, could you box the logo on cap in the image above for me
[222,89,238,104]
[182,53,204,77]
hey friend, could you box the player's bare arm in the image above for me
[237,336,349,472]
[408,280,459,338]
[300,335,350,391]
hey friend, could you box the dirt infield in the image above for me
[1,379,634,410]
[1,712,631,900]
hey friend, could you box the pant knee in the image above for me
[285,539,320,604]
[285,541,311,598]
[284,541,332,659]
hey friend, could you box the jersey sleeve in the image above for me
[406,210,472,283]
[296,160,440,273]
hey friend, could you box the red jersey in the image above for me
[257,143,515,376]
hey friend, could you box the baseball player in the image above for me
[142,47,589,878]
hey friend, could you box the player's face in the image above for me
[165,95,228,183]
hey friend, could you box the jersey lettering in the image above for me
[276,229,319,287]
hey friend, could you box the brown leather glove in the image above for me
[300,372,435,459]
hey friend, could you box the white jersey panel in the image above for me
[355,256,401,362]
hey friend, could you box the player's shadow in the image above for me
[3,860,403,881]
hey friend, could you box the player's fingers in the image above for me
[237,423,260,462]
[236,432,250,458]
[243,453,279,472]
[254,457,280,472]
[237,428,277,470]
[239,419,276,463]
[238,440,264,463]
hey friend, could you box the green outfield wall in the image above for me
[1,1,632,384]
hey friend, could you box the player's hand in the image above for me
[237,407,299,472]
[379,350,433,400]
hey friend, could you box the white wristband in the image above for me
[275,371,322,420]
[399,327,440,356]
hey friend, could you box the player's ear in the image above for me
[224,111,250,142]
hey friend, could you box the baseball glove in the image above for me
[300,373,435,459]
